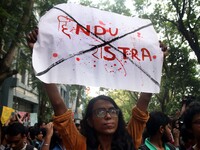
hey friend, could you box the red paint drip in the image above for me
[76,57,80,61]
[137,32,141,38]
[99,20,105,26]
[118,68,122,71]
[153,55,157,59]
[53,53,58,58]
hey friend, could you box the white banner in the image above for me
[30,113,38,126]
[33,3,163,93]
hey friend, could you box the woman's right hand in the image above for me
[26,28,38,50]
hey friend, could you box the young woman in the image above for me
[44,84,151,150]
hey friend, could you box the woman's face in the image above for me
[89,100,119,136]
[191,113,200,139]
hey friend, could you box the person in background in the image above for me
[33,127,46,149]
[183,101,200,150]
[38,122,46,129]
[173,96,196,150]
[74,119,81,131]
[41,122,66,150]
[171,118,180,148]
[26,126,36,146]
[179,126,195,150]
[139,111,177,150]
[1,122,37,150]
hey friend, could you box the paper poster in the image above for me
[33,3,163,93]
[30,113,38,126]
[18,111,30,127]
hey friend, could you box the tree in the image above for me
[131,0,200,114]
[149,0,200,63]
[108,90,138,122]
[80,0,131,16]
[168,0,200,63]
[158,44,200,114]
[34,0,68,16]
[0,0,36,85]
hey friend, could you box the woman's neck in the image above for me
[98,135,112,150]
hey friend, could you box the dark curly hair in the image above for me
[80,95,135,150]
[6,122,26,136]
[183,101,200,130]
[146,111,170,136]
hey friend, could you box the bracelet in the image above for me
[43,143,49,146]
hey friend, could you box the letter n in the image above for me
[76,25,90,36]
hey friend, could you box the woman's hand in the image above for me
[159,41,168,56]
[26,28,38,50]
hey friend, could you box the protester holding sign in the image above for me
[28,29,156,150]
[27,3,166,150]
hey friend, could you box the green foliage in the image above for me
[80,0,93,6]
[107,90,138,122]
[80,0,131,16]
[0,1,33,51]
[34,0,68,16]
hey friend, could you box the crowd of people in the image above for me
[0,28,200,150]
[0,112,81,150]
[0,87,200,150]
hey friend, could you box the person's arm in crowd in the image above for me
[173,128,180,147]
[16,113,23,124]
[128,41,166,149]
[136,92,152,112]
[127,92,152,149]
[27,29,86,150]
[41,122,54,150]
[4,118,11,126]
[136,40,166,112]
[44,84,67,116]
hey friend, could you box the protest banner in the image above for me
[1,106,15,125]
[18,111,30,126]
[33,3,163,93]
